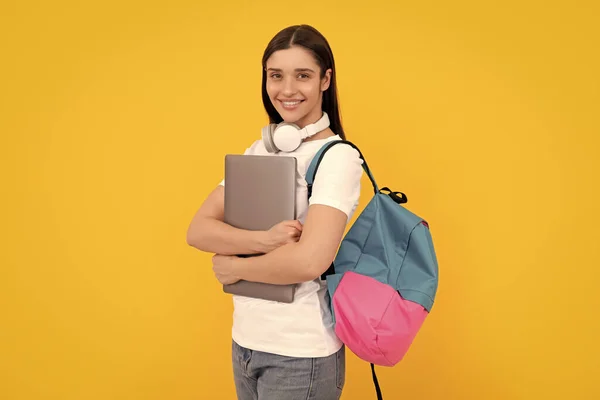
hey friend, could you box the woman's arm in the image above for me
[186,185,269,255]
[187,185,303,255]
[227,203,348,284]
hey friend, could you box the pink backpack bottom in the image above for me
[331,271,429,366]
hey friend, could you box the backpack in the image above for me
[306,140,439,400]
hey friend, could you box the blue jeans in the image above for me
[232,340,345,400]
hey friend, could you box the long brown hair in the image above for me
[261,25,346,140]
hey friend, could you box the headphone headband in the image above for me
[299,112,330,139]
[262,111,331,153]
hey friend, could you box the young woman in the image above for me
[187,24,363,400]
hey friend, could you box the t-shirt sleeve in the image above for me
[308,143,363,219]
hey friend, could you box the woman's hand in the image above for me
[212,220,302,285]
[261,220,303,253]
[212,254,241,285]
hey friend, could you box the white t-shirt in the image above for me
[219,134,363,358]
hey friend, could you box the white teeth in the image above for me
[282,101,301,106]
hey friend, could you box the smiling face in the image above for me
[265,45,331,129]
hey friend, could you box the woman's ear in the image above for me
[321,68,332,91]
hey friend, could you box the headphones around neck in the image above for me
[262,112,330,153]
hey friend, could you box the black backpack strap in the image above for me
[305,140,379,200]
[371,363,384,400]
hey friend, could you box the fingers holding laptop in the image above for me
[212,254,240,285]
[211,220,301,287]
[262,220,303,252]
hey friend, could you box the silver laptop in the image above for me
[223,154,297,303]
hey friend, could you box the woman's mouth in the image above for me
[279,100,304,110]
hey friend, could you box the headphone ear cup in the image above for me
[273,123,302,152]
[262,124,278,153]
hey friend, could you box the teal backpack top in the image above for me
[306,140,439,400]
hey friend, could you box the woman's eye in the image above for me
[270,73,281,79]
[298,74,309,79]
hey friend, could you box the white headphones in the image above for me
[262,112,330,153]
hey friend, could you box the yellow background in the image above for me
[1,0,599,399]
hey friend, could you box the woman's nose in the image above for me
[282,77,297,96]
